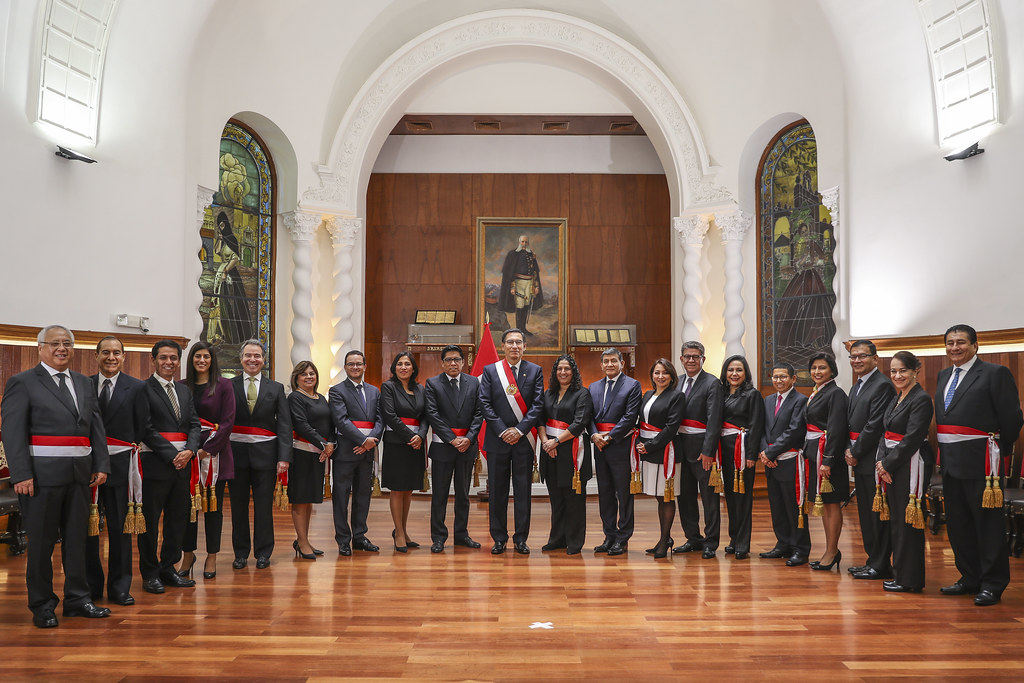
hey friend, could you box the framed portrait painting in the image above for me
[476,217,567,354]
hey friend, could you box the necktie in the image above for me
[511,364,519,384]
[944,367,962,411]
[449,376,459,394]
[602,377,614,414]
[775,393,783,415]
[247,376,258,412]
[100,378,112,411]
[684,376,693,395]
[166,382,181,421]
[854,378,863,397]
[356,383,368,413]
[56,372,79,416]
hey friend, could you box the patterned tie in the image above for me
[247,376,258,412]
[166,381,181,421]
[944,367,962,411]
[775,393,783,416]
[684,376,693,395]
[100,378,112,412]
[356,383,368,413]
[56,372,79,416]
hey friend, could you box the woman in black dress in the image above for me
[636,358,686,559]
[287,361,334,560]
[380,351,429,552]
[876,351,934,593]
[718,355,765,560]
[537,355,594,555]
[804,352,849,572]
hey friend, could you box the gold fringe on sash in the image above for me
[798,503,805,528]
[274,480,282,508]
[532,459,540,483]
[982,476,995,508]
[199,484,208,512]
[208,485,217,512]
[88,503,100,536]
[371,474,382,497]
[630,471,641,495]
[812,494,824,517]
[709,462,724,493]
[279,485,289,510]
[123,502,136,534]
[473,455,481,488]
[872,484,883,512]
[913,496,926,530]
[421,470,430,492]
[572,469,581,494]
[134,506,147,534]
[820,476,834,494]
[879,494,890,521]
[664,475,674,500]
[324,474,332,500]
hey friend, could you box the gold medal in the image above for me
[506,384,518,395]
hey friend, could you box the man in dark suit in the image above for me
[758,362,810,565]
[2,325,111,627]
[138,340,201,594]
[228,339,292,569]
[844,340,896,580]
[934,324,1022,606]
[672,341,723,558]
[85,335,146,606]
[328,349,382,556]
[589,347,642,556]
[424,344,484,553]
[478,327,544,555]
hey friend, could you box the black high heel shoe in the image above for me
[203,555,217,579]
[811,550,841,572]
[292,539,316,560]
[312,548,325,556]
[178,553,197,579]
[646,537,673,555]
[392,530,407,553]
[405,539,420,549]
[651,538,673,559]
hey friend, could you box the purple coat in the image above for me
[184,376,236,480]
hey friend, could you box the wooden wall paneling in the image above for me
[372,225,476,287]
[474,174,571,217]
[569,224,670,285]
[375,284,474,341]
[569,174,669,227]
[367,174,474,227]
[566,284,671,340]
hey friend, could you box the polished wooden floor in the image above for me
[3,490,1024,681]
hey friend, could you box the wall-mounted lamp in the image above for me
[55,145,97,163]
[944,142,984,161]
[116,314,150,334]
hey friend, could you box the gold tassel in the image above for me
[421,470,430,492]
[913,498,926,530]
[123,502,135,534]
[664,475,674,499]
[982,476,995,508]
[820,476,834,494]
[879,496,890,521]
[872,485,882,512]
[88,504,100,536]
[372,475,382,497]
[473,456,481,488]
[798,505,805,528]
[274,480,282,508]
[199,484,208,512]
[709,462,724,493]
[993,480,1004,507]
[812,494,824,517]
[630,471,641,495]
[208,486,218,512]
[532,460,540,483]
[804,499,814,515]
[905,494,916,525]
[572,469,581,494]
[733,469,740,493]
[134,507,147,535]
[738,470,745,494]
[324,474,332,500]
[280,485,289,510]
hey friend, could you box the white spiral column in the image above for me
[820,186,843,362]
[283,210,322,366]
[715,208,753,357]
[326,216,362,383]
[673,215,711,343]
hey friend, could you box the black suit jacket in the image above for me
[637,389,686,463]
[2,364,109,486]
[478,360,544,454]
[425,372,483,463]
[329,378,384,462]
[588,374,642,461]
[675,370,723,461]
[90,372,146,484]
[141,376,201,481]
[761,390,807,480]
[231,374,292,469]
[847,370,895,475]
[878,384,934,473]
[934,359,1023,479]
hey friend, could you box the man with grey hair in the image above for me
[2,325,111,627]
[497,234,544,335]
[228,339,291,569]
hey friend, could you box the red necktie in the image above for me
[774,393,783,415]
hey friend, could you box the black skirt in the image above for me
[288,449,325,504]
[382,442,426,492]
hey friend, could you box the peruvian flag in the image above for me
[469,322,500,459]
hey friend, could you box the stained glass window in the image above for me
[758,122,836,386]
[197,121,275,376]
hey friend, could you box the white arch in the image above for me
[301,9,733,217]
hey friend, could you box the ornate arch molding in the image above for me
[301,9,732,216]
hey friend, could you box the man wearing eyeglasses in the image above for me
[2,325,111,628]
[844,341,896,580]
[672,341,723,559]
[424,344,484,553]
[328,349,383,556]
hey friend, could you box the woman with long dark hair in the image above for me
[287,361,335,560]
[177,341,235,580]
[537,355,594,555]
[717,355,765,560]
[635,358,686,559]
[379,351,429,552]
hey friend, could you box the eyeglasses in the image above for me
[681,355,703,361]
[848,354,873,361]
[442,357,464,364]
[41,340,74,349]
[771,375,791,382]
[345,362,364,367]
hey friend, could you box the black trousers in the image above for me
[888,461,933,590]
[765,464,811,556]
[229,465,276,560]
[430,457,473,543]
[332,453,373,547]
[720,458,755,553]
[676,458,720,549]
[942,472,1009,593]
[595,452,634,546]
[138,476,189,580]
[183,480,227,554]
[545,480,586,552]
[487,443,533,545]
[854,467,891,571]
[20,483,91,615]
[85,481,133,598]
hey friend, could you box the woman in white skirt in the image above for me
[636,358,686,558]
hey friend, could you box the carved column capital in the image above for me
[326,216,362,248]
[673,214,711,247]
[196,185,215,230]
[282,211,323,243]
[821,186,840,231]
[715,208,752,243]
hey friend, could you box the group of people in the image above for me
[2,322,1020,629]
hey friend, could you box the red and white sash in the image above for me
[292,433,324,454]
[806,424,826,498]
[677,419,707,436]
[229,425,277,443]
[200,418,218,440]
[350,420,375,437]
[545,419,583,475]
[638,421,675,481]
[848,431,860,448]
[139,432,188,452]
[385,417,421,432]
[936,425,1001,477]
[29,435,91,457]
[883,431,925,501]
[720,422,746,475]
[432,427,469,444]
[494,360,538,451]
[598,422,638,474]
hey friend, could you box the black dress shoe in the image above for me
[975,589,1000,606]
[338,544,352,556]
[940,580,979,595]
[852,567,891,580]
[430,541,444,553]
[161,572,196,588]
[607,542,627,556]
[848,564,868,574]
[883,581,922,593]
[110,593,135,606]
[673,540,702,554]
[514,542,530,555]
[734,551,749,560]
[541,542,566,551]
[785,554,808,567]
[702,548,716,559]
[491,542,506,555]
[353,538,380,552]
[725,545,735,554]
[454,537,481,548]
[232,557,248,570]
[143,578,165,594]
[255,556,270,569]
[566,548,582,555]
[594,540,612,553]
[33,610,58,628]
[63,602,111,618]
[759,548,788,559]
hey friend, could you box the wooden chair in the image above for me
[0,442,27,555]
[1002,449,1024,558]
